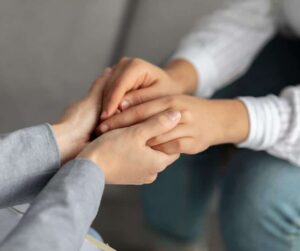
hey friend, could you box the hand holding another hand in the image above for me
[52,68,112,164]
[99,95,249,155]
[51,57,248,185]
[78,111,181,185]
[101,58,198,119]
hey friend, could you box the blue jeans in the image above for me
[142,35,300,251]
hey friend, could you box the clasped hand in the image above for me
[98,58,249,155]
[52,68,180,185]
[53,58,249,186]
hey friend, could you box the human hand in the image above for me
[52,68,112,164]
[100,58,198,119]
[78,111,181,185]
[99,95,249,155]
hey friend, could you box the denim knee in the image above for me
[142,147,223,242]
[219,150,300,251]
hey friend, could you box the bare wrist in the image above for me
[221,100,250,144]
[164,59,198,95]
[209,99,249,145]
[52,123,86,165]
[77,153,98,166]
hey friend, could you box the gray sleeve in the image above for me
[0,124,60,208]
[0,159,105,251]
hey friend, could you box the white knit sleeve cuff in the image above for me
[237,95,288,150]
[172,48,219,98]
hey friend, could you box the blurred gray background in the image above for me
[0,1,224,250]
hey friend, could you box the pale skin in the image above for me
[52,68,181,185]
[98,58,250,154]
[52,68,113,164]
[78,111,181,185]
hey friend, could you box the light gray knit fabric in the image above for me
[0,125,105,251]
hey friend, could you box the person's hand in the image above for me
[98,95,249,155]
[78,111,181,185]
[52,68,112,164]
[100,58,198,120]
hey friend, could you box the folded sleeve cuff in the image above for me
[0,124,60,207]
[237,95,289,150]
[172,48,219,98]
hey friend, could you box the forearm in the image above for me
[52,123,86,164]
[0,121,81,208]
[0,159,104,251]
[172,0,276,97]
[0,124,60,208]
[164,59,198,95]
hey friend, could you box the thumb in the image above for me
[119,85,160,110]
[133,110,181,140]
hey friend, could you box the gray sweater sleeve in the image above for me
[0,124,60,208]
[0,159,105,251]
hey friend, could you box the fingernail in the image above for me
[166,111,181,122]
[120,100,130,110]
[100,124,109,133]
[101,111,108,119]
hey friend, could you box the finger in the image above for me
[150,152,180,174]
[152,138,192,155]
[159,153,180,172]
[132,110,181,140]
[101,59,132,118]
[110,57,129,73]
[119,85,162,110]
[144,174,158,185]
[101,59,129,119]
[89,68,112,99]
[102,60,153,118]
[97,98,170,133]
[147,125,186,146]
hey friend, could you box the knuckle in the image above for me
[157,161,168,173]
[150,162,162,173]
[105,117,122,130]
[186,146,198,155]
[103,121,113,130]
[132,93,144,105]
[182,109,192,122]
[144,174,158,184]
[198,143,209,153]
[119,56,129,64]
[175,154,181,161]
[130,58,143,67]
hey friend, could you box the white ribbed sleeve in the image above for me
[239,86,300,166]
[172,0,300,166]
[172,0,277,97]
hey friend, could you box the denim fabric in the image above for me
[142,35,300,250]
[220,149,300,251]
